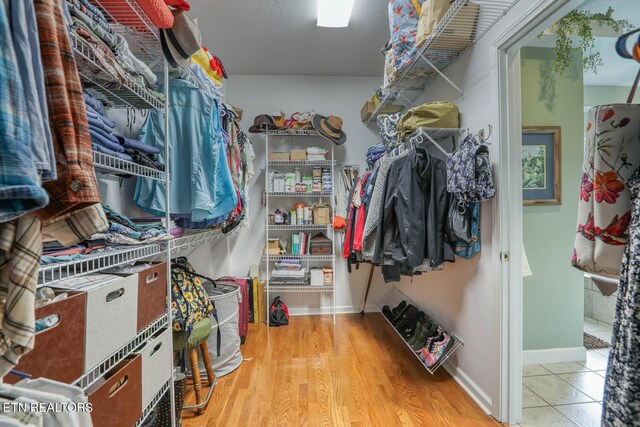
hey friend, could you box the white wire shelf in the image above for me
[407,128,463,140]
[170,229,225,252]
[364,0,515,125]
[376,287,463,375]
[269,284,334,293]
[264,129,321,136]
[39,243,166,287]
[267,191,332,197]
[90,0,163,65]
[267,160,335,166]
[134,379,171,427]
[72,33,164,110]
[263,255,334,262]
[93,150,165,181]
[75,315,168,390]
[268,224,331,231]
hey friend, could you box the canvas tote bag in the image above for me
[416,0,452,47]
[397,101,459,139]
[572,93,640,276]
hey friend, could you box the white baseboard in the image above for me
[443,360,493,415]
[522,346,586,365]
[287,304,377,316]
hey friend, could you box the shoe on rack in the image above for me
[407,319,429,347]
[423,331,453,368]
[402,311,425,340]
[406,316,427,346]
[382,305,394,320]
[390,300,406,320]
[394,306,420,332]
[392,304,416,328]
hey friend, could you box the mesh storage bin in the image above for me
[201,282,243,377]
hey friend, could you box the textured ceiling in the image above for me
[189,0,389,76]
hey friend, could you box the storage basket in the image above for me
[196,282,243,377]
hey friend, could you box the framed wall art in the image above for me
[522,126,562,206]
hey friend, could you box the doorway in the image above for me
[496,0,640,425]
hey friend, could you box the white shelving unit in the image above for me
[35,1,234,424]
[264,130,337,324]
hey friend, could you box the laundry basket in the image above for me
[199,281,243,377]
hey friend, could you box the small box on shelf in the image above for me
[290,149,307,161]
[269,152,290,161]
[312,203,331,225]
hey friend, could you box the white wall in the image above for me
[224,75,381,314]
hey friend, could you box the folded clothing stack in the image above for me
[66,0,159,91]
[306,147,328,161]
[84,92,164,171]
[41,205,172,265]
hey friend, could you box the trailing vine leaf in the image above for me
[545,10,632,75]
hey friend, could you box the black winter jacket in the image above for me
[372,147,454,272]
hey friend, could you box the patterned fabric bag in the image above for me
[446,135,495,202]
[377,113,402,148]
[171,257,214,333]
[572,104,640,276]
[388,0,424,69]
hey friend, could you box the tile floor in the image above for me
[516,318,615,426]
[583,317,613,345]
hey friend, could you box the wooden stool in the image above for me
[173,317,216,414]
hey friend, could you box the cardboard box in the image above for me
[361,101,375,122]
[430,2,480,52]
[290,149,307,161]
[313,204,331,225]
[267,238,281,255]
[269,152,290,161]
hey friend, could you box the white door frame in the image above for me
[492,0,585,424]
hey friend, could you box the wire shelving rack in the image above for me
[364,0,516,125]
[264,131,337,323]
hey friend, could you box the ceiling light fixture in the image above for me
[317,0,355,28]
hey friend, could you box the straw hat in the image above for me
[160,10,202,69]
[312,115,347,145]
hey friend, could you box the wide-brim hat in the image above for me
[312,114,346,145]
[161,10,202,69]
[248,114,278,133]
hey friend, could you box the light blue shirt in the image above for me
[134,79,237,221]
[8,0,56,181]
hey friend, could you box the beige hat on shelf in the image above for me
[161,10,202,69]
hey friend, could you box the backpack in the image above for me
[171,257,214,333]
[269,296,289,327]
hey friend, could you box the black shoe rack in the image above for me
[376,287,463,375]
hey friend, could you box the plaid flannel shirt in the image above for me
[0,214,42,376]
[34,0,107,245]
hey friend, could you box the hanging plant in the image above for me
[548,9,632,75]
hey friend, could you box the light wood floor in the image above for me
[182,313,500,427]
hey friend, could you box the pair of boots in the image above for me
[406,315,438,351]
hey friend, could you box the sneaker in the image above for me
[423,331,452,368]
